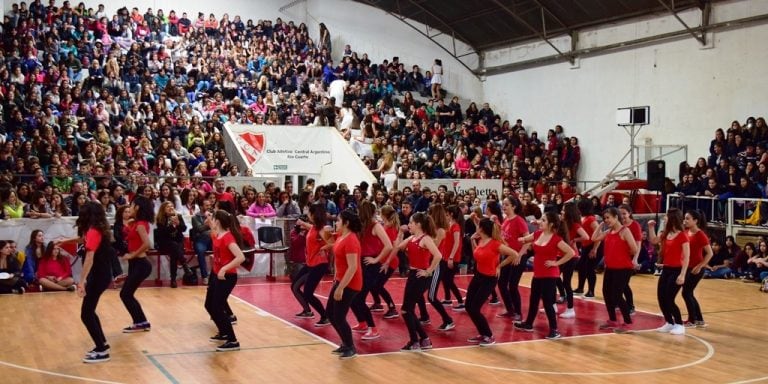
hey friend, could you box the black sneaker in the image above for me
[546,330,562,339]
[209,334,229,343]
[230,315,238,324]
[170,280,178,288]
[369,304,385,312]
[83,350,110,363]
[314,318,332,327]
[295,310,314,319]
[123,322,151,333]
[513,321,534,332]
[419,318,431,325]
[400,341,421,352]
[584,292,595,298]
[339,348,357,360]
[331,346,345,355]
[216,341,240,352]
[573,289,584,295]
[437,321,456,331]
[440,299,452,305]
[383,308,399,319]
[452,303,466,312]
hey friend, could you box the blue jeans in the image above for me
[194,237,212,278]
[704,267,732,278]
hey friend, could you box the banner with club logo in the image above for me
[224,124,333,174]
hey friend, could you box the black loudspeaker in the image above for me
[647,160,666,191]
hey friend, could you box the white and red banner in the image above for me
[398,178,503,200]
[224,124,333,174]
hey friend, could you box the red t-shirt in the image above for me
[406,235,431,270]
[532,230,563,278]
[85,228,102,252]
[581,215,597,247]
[687,229,709,267]
[333,233,363,291]
[474,239,503,276]
[240,226,256,248]
[440,222,463,262]
[662,231,690,268]
[385,225,399,269]
[37,257,72,280]
[213,231,239,275]
[501,215,527,252]
[305,226,329,267]
[626,220,642,247]
[603,228,634,270]
[360,223,384,257]
[126,220,150,253]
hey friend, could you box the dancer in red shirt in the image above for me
[393,212,442,351]
[647,208,689,335]
[441,205,466,310]
[497,197,530,321]
[619,204,642,314]
[120,196,154,333]
[682,210,713,328]
[559,202,588,319]
[370,205,402,319]
[327,210,364,360]
[293,204,333,326]
[466,218,520,345]
[591,207,638,333]
[514,211,575,339]
[205,210,246,351]
[575,199,600,298]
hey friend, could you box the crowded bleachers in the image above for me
[8,0,727,294]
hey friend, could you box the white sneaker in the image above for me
[656,323,675,333]
[559,308,575,319]
[670,324,686,335]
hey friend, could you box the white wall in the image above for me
[482,0,768,184]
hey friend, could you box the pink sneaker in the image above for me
[351,323,368,333]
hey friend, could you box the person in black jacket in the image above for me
[155,201,187,288]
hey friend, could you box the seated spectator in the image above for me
[276,191,301,217]
[0,240,26,294]
[704,239,734,279]
[37,242,75,291]
[246,192,276,219]
[155,201,188,288]
[22,230,46,285]
[2,190,25,219]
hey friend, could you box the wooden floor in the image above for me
[1,273,767,384]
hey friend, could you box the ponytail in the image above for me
[214,209,244,248]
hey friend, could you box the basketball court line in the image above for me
[419,333,716,376]
[0,360,125,384]
[729,376,768,384]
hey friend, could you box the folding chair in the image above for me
[256,226,290,281]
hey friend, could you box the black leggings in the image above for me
[426,263,452,324]
[350,262,378,327]
[559,258,577,308]
[159,241,185,280]
[205,274,238,342]
[576,244,598,294]
[327,282,359,351]
[657,267,684,325]
[441,260,463,304]
[507,258,528,317]
[623,277,635,310]
[498,264,514,313]
[466,273,497,337]
[602,268,633,323]
[524,277,558,332]
[291,263,329,318]
[682,269,705,322]
[371,267,395,308]
[402,270,432,342]
[120,257,152,324]
[81,271,112,349]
